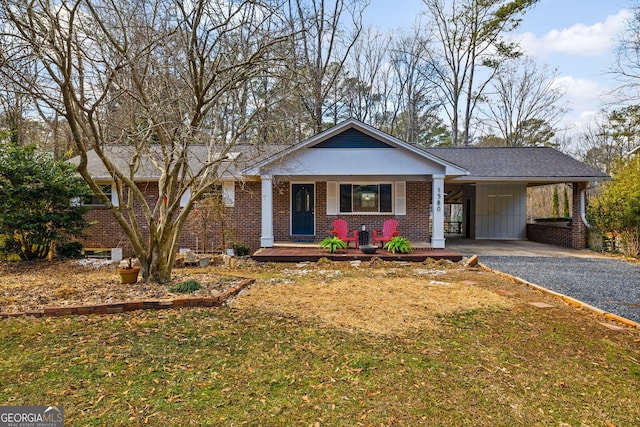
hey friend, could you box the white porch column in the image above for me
[260,175,274,247]
[431,175,445,249]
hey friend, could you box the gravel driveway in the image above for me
[480,256,640,323]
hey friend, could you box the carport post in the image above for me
[431,175,445,249]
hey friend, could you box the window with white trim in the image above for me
[83,184,114,206]
[326,181,405,215]
[339,184,393,213]
[185,181,235,208]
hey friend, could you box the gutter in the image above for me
[580,181,599,228]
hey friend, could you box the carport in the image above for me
[422,147,610,249]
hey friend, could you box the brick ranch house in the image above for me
[72,119,610,259]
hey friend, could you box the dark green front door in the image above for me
[292,184,314,235]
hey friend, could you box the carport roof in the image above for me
[421,147,610,183]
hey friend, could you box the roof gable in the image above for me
[311,128,394,149]
[244,119,467,177]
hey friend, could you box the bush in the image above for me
[0,144,93,260]
[233,243,250,257]
[169,280,204,294]
[56,242,84,258]
[587,156,640,258]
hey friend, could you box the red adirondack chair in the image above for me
[330,219,359,248]
[372,219,400,247]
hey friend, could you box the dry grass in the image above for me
[233,269,511,335]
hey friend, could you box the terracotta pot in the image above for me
[117,267,140,284]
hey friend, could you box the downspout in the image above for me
[580,182,599,228]
[580,190,589,228]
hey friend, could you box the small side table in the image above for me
[358,230,370,247]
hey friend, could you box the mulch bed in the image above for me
[0,259,251,316]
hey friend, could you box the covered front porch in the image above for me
[257,176,451,250]
[243,120,468,252]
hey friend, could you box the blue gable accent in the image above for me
[311,128,394,148]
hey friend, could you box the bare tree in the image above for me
[0,0,290,282]
[612,3,640,103]
[387,24,442,143]
[575,106,640,173]
[0,53,40,147]
[480,57,567,146]
[423,0,538,146]
[338,27,390,123]
[575,118,620,174]
[286,0,367,133]
[0,86,26,146]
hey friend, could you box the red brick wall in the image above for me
[405,181,431,242]
[526,182,588,249]
[317,181,432,244]
[81,178,593,252]
[180,182,263,252]
[273,181,292,240]
[526,223,574,248]
[232,181,262,250]
[84,206,130,250]
[81,179,434,254]
[82,182,161,254]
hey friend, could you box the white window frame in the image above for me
[180,181,235,208]
[325,181,406,216]
[82,183,117,207]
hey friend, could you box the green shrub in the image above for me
[319,236,348,253]
[169,280,204,294]
[384,236,412,254]
[233,243,250,257]
[0,143,93,260]
[56,242,84,258]
[587,156,640,258]
[0,236,20,259]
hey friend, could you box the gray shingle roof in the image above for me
[70,141,609,184]
[69,144,287,181]
[422,147,610,182]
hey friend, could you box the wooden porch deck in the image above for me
[251,246,463,263]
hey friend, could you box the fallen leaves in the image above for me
[0,259,243,313]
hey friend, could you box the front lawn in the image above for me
[1,260,639,425]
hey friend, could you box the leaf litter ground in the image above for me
[1,257,640,425]
[0,259,242,313]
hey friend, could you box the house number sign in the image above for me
[437,186,442,212]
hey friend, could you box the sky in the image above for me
[363,0,635,138]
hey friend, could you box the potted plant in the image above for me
[319,236,348,254]
[383,236,413,254]
[117,257,140,284]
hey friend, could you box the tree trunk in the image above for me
[146,242,174,284]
